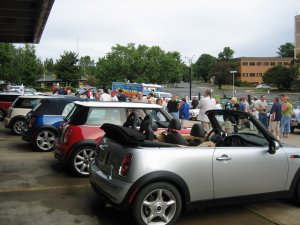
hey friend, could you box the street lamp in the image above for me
[185,55,195,101]
[230,70,237,97]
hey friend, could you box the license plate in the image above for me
[291,121,298,126]
[97,149,108,164]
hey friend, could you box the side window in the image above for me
[86,108,125,126]
[62,103,75,116]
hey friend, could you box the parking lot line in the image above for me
[0,183,90,193]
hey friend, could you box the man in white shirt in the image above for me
[197,89,216,132]
[110,90,119,102]
[100,88,112,101]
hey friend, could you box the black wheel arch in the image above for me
[9,116,26,128]
[35,125,59,136]
[124,170,191,209]
[290,167,300,196]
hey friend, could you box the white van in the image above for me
[153,92,172,101]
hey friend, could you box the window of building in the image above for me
[256,73,262,77]
[263,62,269,66]
[270,62,276,66]
[249,62,255,66]
[283,62,290,66]
[277,62,282,65]
[256,62,262,66]
[242,62,248,66]
[242,73,248,77]
[250,73,255,77]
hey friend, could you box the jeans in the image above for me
[259,113,268,128]
[280,115,291,134]
[170,112,179,119]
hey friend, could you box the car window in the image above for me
[221,114,263,137]
[86,108,126,126]
[14,98,40,109]
[62,103,75,116]
[145,109,168,122]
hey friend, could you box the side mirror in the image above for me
[268,140,280,154]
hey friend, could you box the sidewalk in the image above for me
[281,131,300,147]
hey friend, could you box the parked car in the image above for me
[54,101,190,177]
[4,95,52,135]
[291,102,300,133]
[153,92,172,101]
[90,109,300,225]
[256,84,271,89]
[0,92,21,120]
[21,96,83,151]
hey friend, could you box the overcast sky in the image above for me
[34,0,299,63]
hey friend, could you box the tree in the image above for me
[193,54,216,82]
[209,61,231,89]
[262,65,296,90]
[277,42,294,58]
[79,55,95,77]
[55,51,80,85]
[95,43,185,87]
[0,43,16,81]
[218,47,235,61]
[44,58,55,75]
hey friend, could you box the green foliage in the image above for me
[209,61,231,89]
[262,65,297,90]
[95,43,185,87]
[79,55,95,77]
[0,43,41,84]
[218,47,235,61]
[277,42,294,58]
[44,58,54,75]
[193,54,216,82]
[55,51,80,84]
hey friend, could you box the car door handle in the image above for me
[216,154,232,161]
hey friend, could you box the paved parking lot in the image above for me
[1,121,300,225]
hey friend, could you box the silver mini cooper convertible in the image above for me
[90,109,300,225]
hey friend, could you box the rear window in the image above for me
[0,94,20,102]
[33,99,76,115]
[13,98,41,109]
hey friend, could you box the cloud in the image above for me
[35,0,299,61]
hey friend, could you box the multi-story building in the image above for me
[296,15,300,58]
[234,57,293,84]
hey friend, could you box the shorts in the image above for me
[269,120,280,131]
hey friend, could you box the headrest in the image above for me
[168,118,181,130]
[123,111,138,129]
[191,123,206,137]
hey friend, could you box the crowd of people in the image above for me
[53,85,298,139]
[222,94,296,139]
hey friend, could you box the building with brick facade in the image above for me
[234,57,293,84]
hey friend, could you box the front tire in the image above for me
[132,182,182,225]
[294,180,300,206]
[70,146,95,177]
[35,129,56,151]
[12,118,24,135]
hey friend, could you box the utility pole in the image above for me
[185,55,195,101]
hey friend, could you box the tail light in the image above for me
[63,128,72,144]
[119,154,134,177]
[28,116,35,128]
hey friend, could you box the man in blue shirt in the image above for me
[269,97,282,139]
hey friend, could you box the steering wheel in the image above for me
[205,128,227,143]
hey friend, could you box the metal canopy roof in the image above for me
[0,0,55,43]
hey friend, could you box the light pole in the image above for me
[185,55,195,101]
[230,71,237,97]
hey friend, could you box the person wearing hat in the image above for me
[197,89,216,132]
[110,90,118,101]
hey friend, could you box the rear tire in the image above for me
[0,109,5,121]
[70,146,95,177]
[12,118,24,135]
[132,182,182,225]
[35,129,56,151]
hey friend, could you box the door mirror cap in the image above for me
[268,140,280,154]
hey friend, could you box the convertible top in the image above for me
[101,123,146,146]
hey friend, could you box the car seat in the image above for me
[123,111,138,129]
[165,118,188,145]
[140,114,157,141]
[189,123,206,146]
